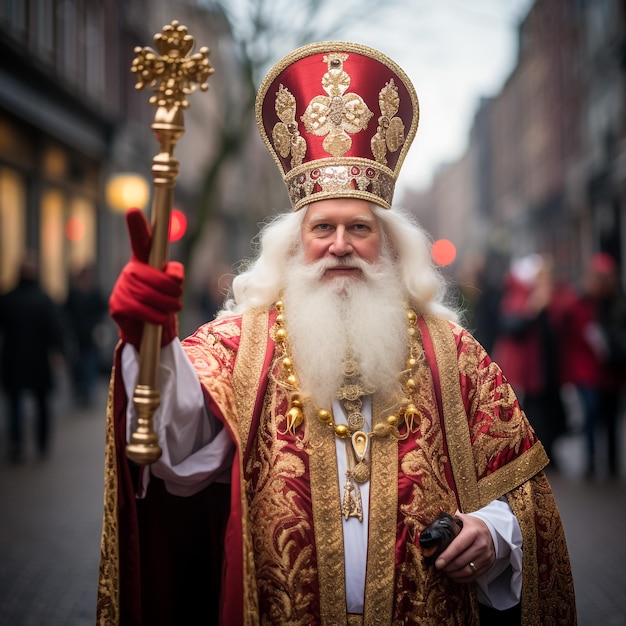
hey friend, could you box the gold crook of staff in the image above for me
[125,21,214,464]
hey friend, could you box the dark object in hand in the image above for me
[419,512,463,565]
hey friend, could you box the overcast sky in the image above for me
[342,0,536,195]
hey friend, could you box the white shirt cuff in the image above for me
[468,497,523,610]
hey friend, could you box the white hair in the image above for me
[221,204,460,324]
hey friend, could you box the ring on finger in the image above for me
[468,561,477,573]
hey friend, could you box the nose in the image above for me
[329,227,353,257]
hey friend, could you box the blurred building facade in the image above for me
[405,0,626,287]
[0,0,244,308]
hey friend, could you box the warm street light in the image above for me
[106,172,150,213]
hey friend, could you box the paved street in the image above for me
[0,373,625,625]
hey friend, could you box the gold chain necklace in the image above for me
[274,299,423,443]
[274,299,422,521]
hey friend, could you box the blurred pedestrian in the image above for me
[199,264,232,322]
[455,251,504,355]
[0,254,65,462]
[561,253,626,478]
[492,254,573,469]
[64,265,108,407]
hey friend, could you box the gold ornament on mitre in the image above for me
[255,42,419,211]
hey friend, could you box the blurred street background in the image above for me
[2,0,626,624]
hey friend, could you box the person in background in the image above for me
[199,263,232,322]
[0,254,65,462]
[562,252,626,478]
[492,254,573,470]
[455,251,504,355]
[64,265,108,407]
[98,42,575,625]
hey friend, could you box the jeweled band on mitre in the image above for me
[286,160,396,211]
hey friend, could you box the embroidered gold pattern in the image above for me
[425,316,482,511]
[363,395,397,624]
[173,309,573,624]
[233,309,270,448]
[233,309,270,625]
[308,402,348,624]
[393,345,476,623]
[272,85,307,167]
[96,368,120,625]
[507,474,577,625]
[246,387,317,624]
[478,442,548,504]
[301,53,373,156]
[371,79,406,165]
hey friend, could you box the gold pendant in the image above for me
[347,411,365,431]
[351,460,370,483]
[342,478,363,521]
[350,430,370,483]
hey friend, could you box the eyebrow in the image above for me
[306,213,376,225]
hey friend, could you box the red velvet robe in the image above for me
[97,308,576,625]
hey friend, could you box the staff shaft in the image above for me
[124,21,214,464]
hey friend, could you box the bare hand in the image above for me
[434,511,495,583]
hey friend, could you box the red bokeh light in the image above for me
[431,239,457,266]
[169,209,187,242]
[65,216,86,242]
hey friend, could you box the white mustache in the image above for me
[308,256,372,277]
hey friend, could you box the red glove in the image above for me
[109,208,184,348]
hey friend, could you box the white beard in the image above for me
[282,252,408,409]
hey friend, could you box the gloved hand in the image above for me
[109,208,184,348]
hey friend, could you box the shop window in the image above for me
[68,196,96,272]
[40,188,66,301]
[0,167,26,292]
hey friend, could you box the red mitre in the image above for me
[256,42,419,210]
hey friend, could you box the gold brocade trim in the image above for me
[424,316,481,512]
[477,441,549,506]
[507,474,577,625]
[96,367,120,625]
[308,404,348,624]
[231,308,270,626]
[506,480,540,625]
[363,394,397,624]
[233,308,270,448]
[426,315,551,510]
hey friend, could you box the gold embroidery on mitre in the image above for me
[301,53,373,157]
[371,79,406,165]
[272,85,307,167]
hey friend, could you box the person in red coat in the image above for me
[492,255,572,469]
[561,253,626,477]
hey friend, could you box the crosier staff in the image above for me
[126,21,214,464]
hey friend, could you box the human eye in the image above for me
[313,223,332,232]
[351,222,372,234]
